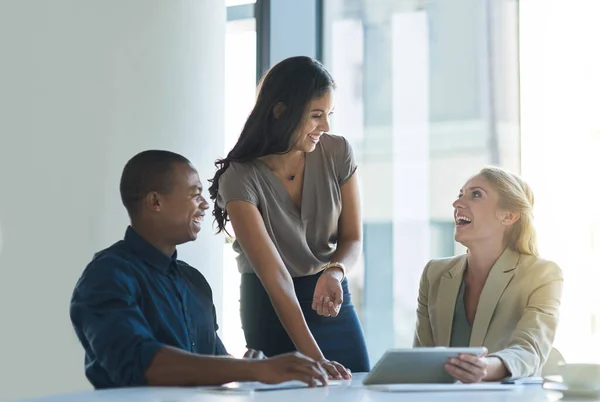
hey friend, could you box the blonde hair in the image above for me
[478,166,539,256]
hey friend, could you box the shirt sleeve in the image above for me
[70,257,164,387]
[216,163,260,209]
[334,135,358,185]
[214,334,229,356]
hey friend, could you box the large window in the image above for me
[322,0,520,363]
[520,0,600,363]
[222,0,600,366]
[222,3,257,358]
[226,0,256,6]
[221,0,323,358]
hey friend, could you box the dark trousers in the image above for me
[240,271,370,372]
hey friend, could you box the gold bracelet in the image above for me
[322,262,346,282]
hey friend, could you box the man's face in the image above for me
[155,162,209,245]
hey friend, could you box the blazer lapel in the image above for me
[436,255,467,346]
[469,248,521,346]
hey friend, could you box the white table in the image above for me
[20,374,570,402]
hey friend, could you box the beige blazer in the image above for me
[413,248,563,378]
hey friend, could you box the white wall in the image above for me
[0,1,225,400]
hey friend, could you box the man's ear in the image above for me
[144,192,162,212]
[273,102,287,119]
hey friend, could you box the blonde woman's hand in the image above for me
[445,349,489,383]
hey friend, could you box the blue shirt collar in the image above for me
[124,226,177,273]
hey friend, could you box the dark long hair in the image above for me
[209,56,335,233]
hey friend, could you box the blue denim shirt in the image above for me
[70,226,228,388]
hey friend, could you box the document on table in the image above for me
[201,379,346,393]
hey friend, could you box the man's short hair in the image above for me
[119,150,191,218]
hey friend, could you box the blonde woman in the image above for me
[413,166,563,382]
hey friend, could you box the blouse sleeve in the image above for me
[216,163,259,209]
[334,135,358,185]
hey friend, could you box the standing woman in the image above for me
[209,56,369,378]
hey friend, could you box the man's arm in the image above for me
[70,259,326,387]
[146,346,252,385]
[144,346,327,386]
[70,260,165,387]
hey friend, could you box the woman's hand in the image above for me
[319,358,352,380]
[312,268,343,317]
[244,349,266,359]
[445,349,489,383]
[252,352,328,386]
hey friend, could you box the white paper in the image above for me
[202,379,346,393]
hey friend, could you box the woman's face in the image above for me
[290,91,334,153]
[452,174,514,249]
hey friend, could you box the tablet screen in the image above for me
[363,347,487,385]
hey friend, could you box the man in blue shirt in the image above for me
[70,150,327,388]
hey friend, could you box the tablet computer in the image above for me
[362,347,487,385]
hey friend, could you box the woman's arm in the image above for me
[327,173,362,276]
[312,174,362,316]
[413,261,435,347]
[312,174,361,316]
[226,200,349,379]
[447,262,563,382]
[487,262,563,378]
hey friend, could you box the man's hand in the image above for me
[252,352,328,387]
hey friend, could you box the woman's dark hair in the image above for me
[209,56,336,233]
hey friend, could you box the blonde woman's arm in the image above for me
[487,261,563,378]
[413,260,435,347]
